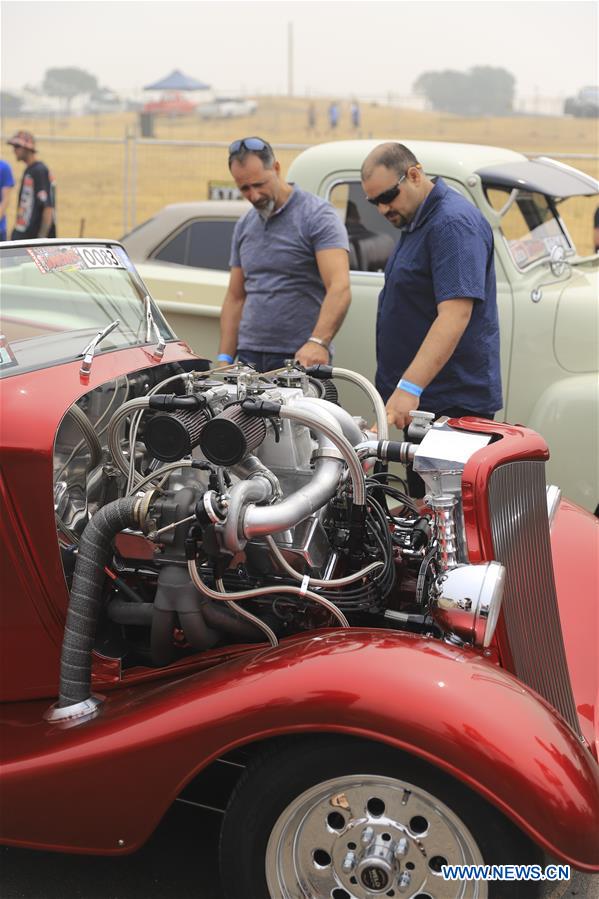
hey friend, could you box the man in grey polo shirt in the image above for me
[217,137,351,371]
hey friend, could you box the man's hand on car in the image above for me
[294,340,330,368]
[385,388,420,430]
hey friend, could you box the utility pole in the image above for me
[287,21,294,97]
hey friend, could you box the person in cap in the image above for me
[217,137,350,371]
[7,131,56,240]
[361,141,502,495]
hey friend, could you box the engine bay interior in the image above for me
[52,360,504,709]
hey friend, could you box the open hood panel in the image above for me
[476,157,599,198]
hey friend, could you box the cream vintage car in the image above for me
[123,140,599,512]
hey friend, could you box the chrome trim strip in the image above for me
[488,461,581,738]
[546,484,562,529]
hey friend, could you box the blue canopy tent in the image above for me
[143,70,211,91]
[141,70,212,129]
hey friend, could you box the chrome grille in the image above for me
[488,461,581,737]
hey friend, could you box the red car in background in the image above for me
[0,238,598,899]
[142,91,197,116]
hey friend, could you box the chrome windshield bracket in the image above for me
[144,296,166,360]
[79,319,120,376]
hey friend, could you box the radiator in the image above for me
[488,460,582,739]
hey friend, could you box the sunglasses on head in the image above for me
[228,137,270,157]
[366,172,408,206]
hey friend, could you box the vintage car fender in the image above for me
[526,373,599,510]
[1,629,598,868]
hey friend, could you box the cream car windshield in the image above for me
[485,188,572,269]
[0,244,173,378]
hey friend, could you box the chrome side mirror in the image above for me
[549,244,568,277]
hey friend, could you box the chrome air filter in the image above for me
[200,403,267,466]
[144,408,210,462]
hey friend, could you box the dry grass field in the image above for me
[2,95,598,253]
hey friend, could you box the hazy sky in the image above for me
[1,0,597,100]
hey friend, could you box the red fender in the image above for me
[1,629,598,868]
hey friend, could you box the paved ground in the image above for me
[1,796,597,899]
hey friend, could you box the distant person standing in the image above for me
[7,130,56,239]
[328,101,339,130]
[350,100,361,130]
[594,205,599,253]
[307,102,316,132]
[0,159,15,241]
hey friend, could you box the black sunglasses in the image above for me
[228,137,271,157]
[366,172,407,206]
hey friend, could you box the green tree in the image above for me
[468,66,516,115]
[414,66,515,116]
[0,91,23,116]
[42,67,98,113]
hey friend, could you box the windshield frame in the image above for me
[482,187,576,272]
[0,239,176,379]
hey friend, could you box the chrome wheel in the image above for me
[265,773,486,899]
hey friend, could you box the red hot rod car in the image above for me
[0,239,598,899]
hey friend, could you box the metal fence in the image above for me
[2,134,597,250]
[0,134,311,240]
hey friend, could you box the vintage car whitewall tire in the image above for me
[219,736,542,899]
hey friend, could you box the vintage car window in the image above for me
[187,220,237,270]
[154,220,236,271]
[0,244,174,378]
[153,227,190,265]
[328,182,399,272]
[484,187,572,269]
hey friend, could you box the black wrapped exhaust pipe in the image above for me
[57,497,144,709]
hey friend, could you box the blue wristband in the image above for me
[216,353,234,364]
[397,378,423,398]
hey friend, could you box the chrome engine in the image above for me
[52,361,508,714]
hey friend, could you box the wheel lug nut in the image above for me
[395,837,408,858]
[398,870,412,892]
[361,826,375,845]
[342,851,356,872]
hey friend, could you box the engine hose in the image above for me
[106,397,151,477]
[331,367,389,440]
[309,366,388,440]
[69,403,103,467]
[279,406,365,505]
[107,599,154,626]
[57,496,144,708]
[62,403,103,471]
[187,560,350,634]
[126,459,194,496]
[202,600,271,641]
[150,566,266,666]
[265,535,384,587]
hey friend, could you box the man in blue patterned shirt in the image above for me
[362,142,502,494]
[362,142,502,420]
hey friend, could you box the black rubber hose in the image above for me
[58,497,141,708]
[107,599,154,626]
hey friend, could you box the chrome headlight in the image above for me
[433,561,505,648]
